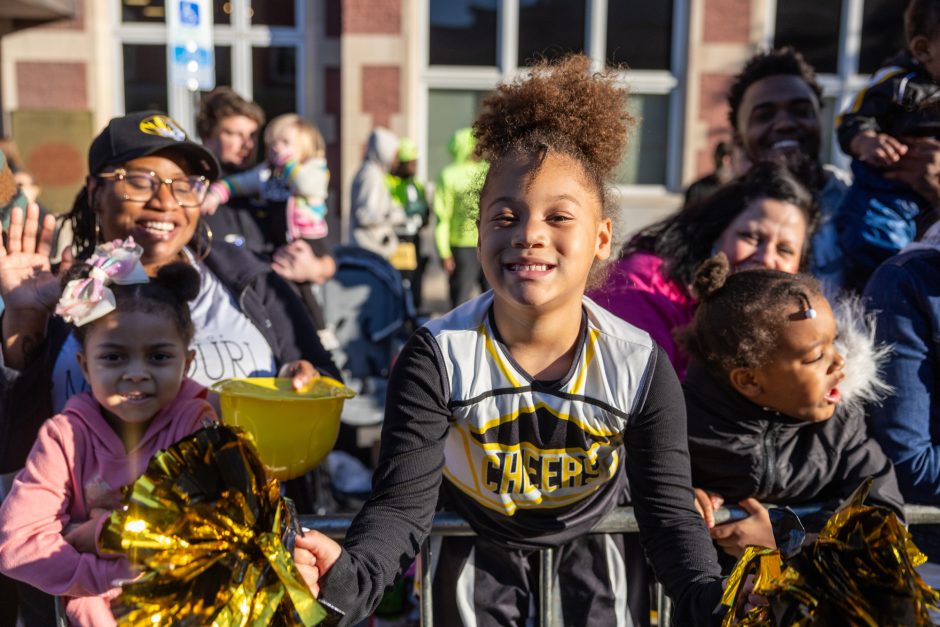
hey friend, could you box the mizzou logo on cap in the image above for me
[138,115,187,141]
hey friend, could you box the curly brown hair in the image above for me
[472,54,634,286]
[677,254,824,374]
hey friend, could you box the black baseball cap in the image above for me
[88,111,220,180]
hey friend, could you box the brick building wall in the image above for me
[335,0,410,240]
[343,0,400,34]
[683,0,767,183]
[361,65,400,130]
[2,0,96,213]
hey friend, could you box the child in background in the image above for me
[0,240,215,625]
[204,113,331,244]
[835,0,940,291]
[680,254,904,560]
[299,54,724,627]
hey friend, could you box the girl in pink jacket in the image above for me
[0,238,214,625]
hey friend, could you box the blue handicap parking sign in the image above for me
[179,1,200,26]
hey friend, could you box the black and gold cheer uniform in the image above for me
[320,293,723,626]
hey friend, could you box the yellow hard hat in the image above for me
[211,376,355,481]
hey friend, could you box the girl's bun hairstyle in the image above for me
[473,54,634,287]
[66,261,201,347]
[154,262,201,302]
[474,54,633,181]
[678,255,823,373]
[689,252,731,301]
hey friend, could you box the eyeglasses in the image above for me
[97,168,209,208]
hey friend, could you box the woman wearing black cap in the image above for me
[0,111,340,474]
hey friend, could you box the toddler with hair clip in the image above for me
[0,238,217,625]
[679,253,905,561]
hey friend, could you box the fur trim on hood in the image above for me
[832,293,893,418]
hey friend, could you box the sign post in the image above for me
[167,0,215,93]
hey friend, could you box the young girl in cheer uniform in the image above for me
[296,54,725,626]
[0,240,215,625]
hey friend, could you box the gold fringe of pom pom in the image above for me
[99,423,328,626]
[722,479,940,626]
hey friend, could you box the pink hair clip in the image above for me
[55,237,149,327]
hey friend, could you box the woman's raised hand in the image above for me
[0,203,60,313]
[1,203,62,369]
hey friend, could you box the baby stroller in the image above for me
[319,246,417,499]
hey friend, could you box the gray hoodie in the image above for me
[349,128,404,258]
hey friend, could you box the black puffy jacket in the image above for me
[683,359,904,528]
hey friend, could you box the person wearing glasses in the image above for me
[0,110,340,476]
[0,111,340,625]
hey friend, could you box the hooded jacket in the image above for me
[0,240,340,473]
[588,250,696,379]
[865,240,940,503]
[837,50,940,155]
[0,379,214,626]
[433,128,489,258]
[349,128,404,258]
[683,297,904,527]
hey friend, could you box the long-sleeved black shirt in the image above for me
[684,359,905,530]
[319,296,723,625]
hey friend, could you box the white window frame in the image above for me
[418,0,688,194]
[112,0,306,136]
[763,0,874,170]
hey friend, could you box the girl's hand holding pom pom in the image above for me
[63,508,111,554]
[733,574,769,623]
[294,530,342,598]
[293,544,320,597]
[709,498,776,558]
[693,488,724,529]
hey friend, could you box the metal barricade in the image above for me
[299,504,940,627]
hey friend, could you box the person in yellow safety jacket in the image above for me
[386,138,430,309]
[433,127,489,308]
